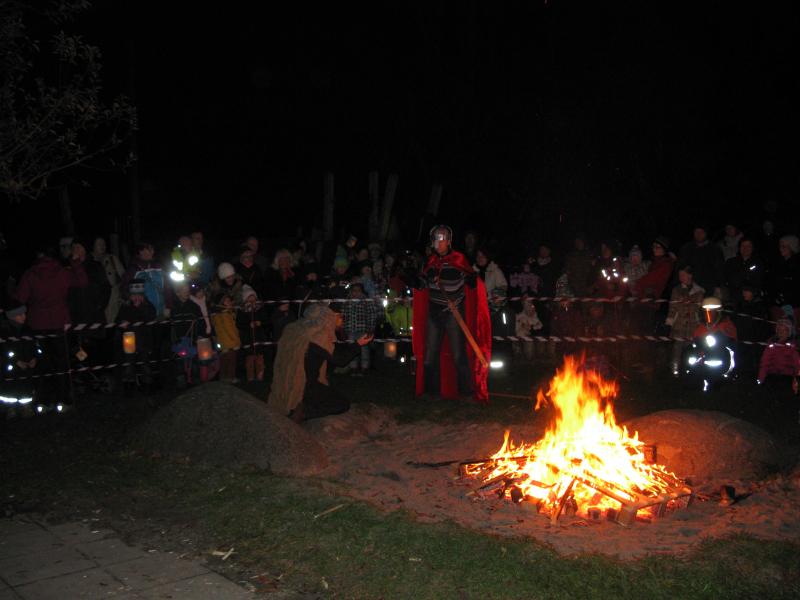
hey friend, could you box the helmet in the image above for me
[429,225,453,247]
[701,296,722,326]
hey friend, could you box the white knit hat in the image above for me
[217,262,235,279]
[241,284,257,301]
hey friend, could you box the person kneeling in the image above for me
[267,304,372,422]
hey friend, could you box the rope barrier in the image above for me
[0,293,782,343]
[1,333,783,384]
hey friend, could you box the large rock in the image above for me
[130,382,328,476]
[624,409,781,482]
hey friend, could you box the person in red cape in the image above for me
[412,225,492,402]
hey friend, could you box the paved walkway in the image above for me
[0,517,254,599]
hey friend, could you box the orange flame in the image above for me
[484,355,680,517]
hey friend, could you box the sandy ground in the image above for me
[308,404,800,559]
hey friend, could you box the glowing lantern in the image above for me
[123,331,136,354]
[384,340,397,359]
[197,337,214,362]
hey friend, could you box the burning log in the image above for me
[551,478,578,525]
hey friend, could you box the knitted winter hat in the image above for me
[333,256,349,270]
[628,245,643,259]
[217,262,235,279]
[653,236,670,252]
[241,284,257,301]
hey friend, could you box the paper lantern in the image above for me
[197,337,214,362]
[384,340,397,359]
[123,331,136,354]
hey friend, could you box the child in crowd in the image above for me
[116,279,157,390]
[514,295,543,362]
[1,303,39,417]
[211,294,241,384]
[340,282,382,375]
[237,285,268,381]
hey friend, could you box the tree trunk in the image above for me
[323,172,335,241]
[380,173,398,242]
[368,171,380,240]
[428,183,443,217]
[127,31,141,244]
[59,187,75,236]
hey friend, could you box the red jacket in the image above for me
[15,257,88,330]
[633,255,675,299]
[758,339,800,382]
[693,319,738,341]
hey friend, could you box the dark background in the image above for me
[7,1,799,258]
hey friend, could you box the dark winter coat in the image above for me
[676,241,724,295]
[236,304,269,346]
[15,257,88,331]
[235,263,266,298]
[768,254,800,308]
[724,254,766,298]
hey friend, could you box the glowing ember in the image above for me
[473,355,690,522]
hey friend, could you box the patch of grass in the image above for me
[4,451,799,599]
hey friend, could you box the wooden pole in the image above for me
[436,278,488,369]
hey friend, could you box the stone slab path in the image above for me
[0,517,254,599]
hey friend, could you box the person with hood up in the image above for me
[267,303,372,422]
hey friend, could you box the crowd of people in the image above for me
[0,216,798,419]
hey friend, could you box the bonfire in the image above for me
[462,356,692,526]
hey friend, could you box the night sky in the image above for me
[11,2,800,255]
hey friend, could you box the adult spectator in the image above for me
[531,243,559,337]
[191,230,215,287]
[121,242,169,319]
[723,238,766,304]
[632,237,675,301]
[563,234,594,299]
[718,223,744,262]
[235,244,266,298]
[209,262,244,305]
[733,284,769,376]
[474,248,510,337]
[265,248,300,342]
[677,225,724,298]
[768,235,800,310]
[91,236,125,322]
[243,236,269,274]
[15,245,88,409]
